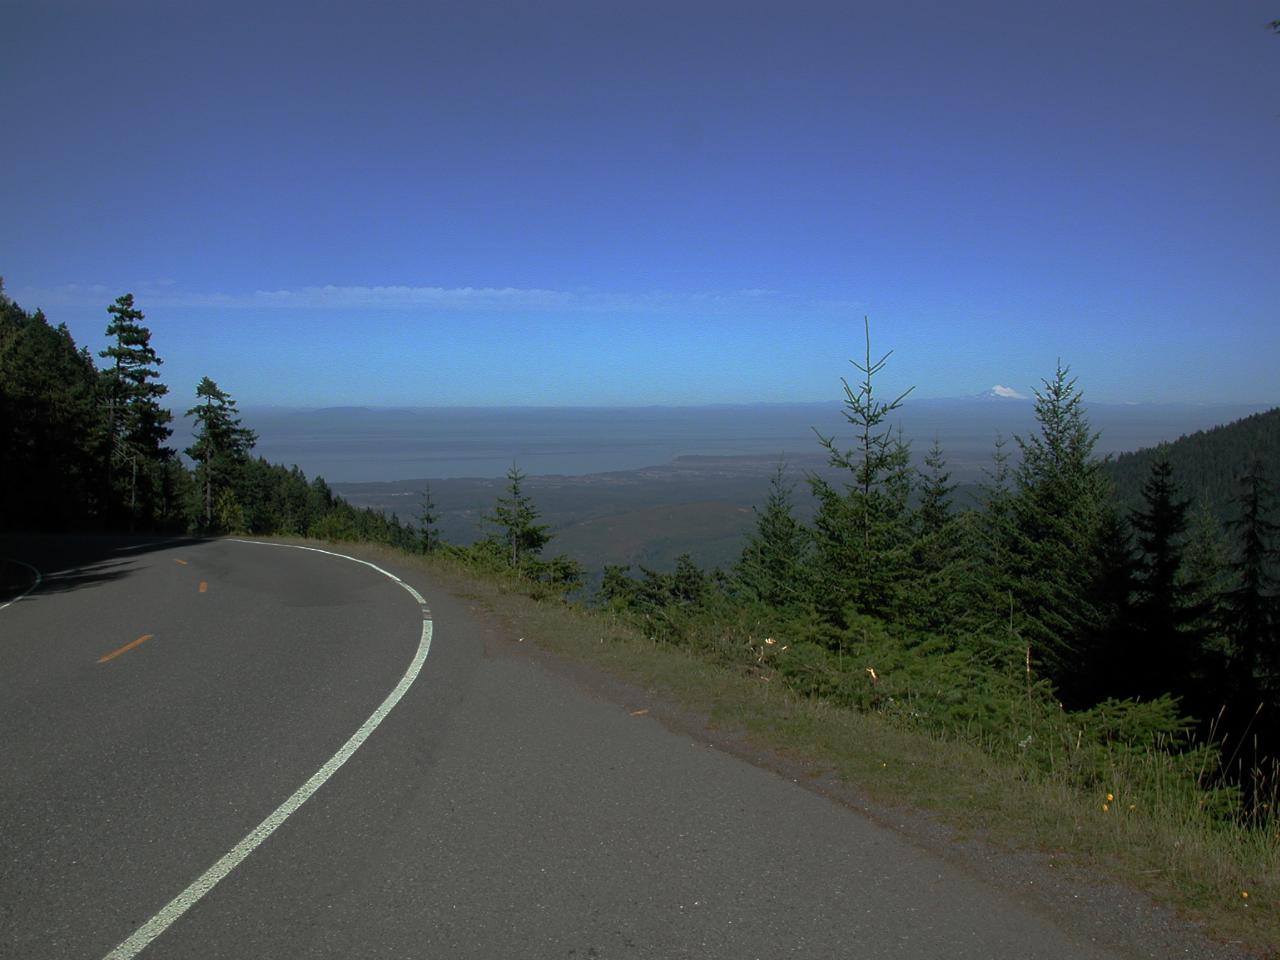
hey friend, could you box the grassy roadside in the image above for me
[332,540,1277,954]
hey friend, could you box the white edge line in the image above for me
[101,539,434,960]
[0,558,43,611]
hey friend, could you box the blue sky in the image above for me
[3,1,1278,408]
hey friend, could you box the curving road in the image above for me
[0,536,1236,959]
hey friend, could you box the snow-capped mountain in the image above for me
[988,384,1029,399]
[977,385,1029,401]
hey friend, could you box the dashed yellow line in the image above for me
[99,634,154,664]
[174,559,188,566]
[198,581,208,594]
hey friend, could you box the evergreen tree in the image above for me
[887,435,961,633]
[1224,461,1279,702]
[307,475,336,528]
[534,554,586,592]
[984,432,1014,516]
[185,377,257,530]
[0,295,104,529]
[670,553,708,606]
[735,466,811,610]
[1124,458,1205,702]
[1182,501,1232,655]
[634,565,676,613]
[884,426,915,523]
[417,483,441,554]
[597,564,637,611]
[1073,507,1136,706]
[1008,363,1110,689]
[155,458,194,532]
[810,318,914,626]
[917,434,955,536]
[483,465,551,568]
[949,434,1023,662]
[98,294,173,527]
[273,466,311,534]
[976,432,1016,591]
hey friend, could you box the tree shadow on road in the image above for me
[0,535,213,603]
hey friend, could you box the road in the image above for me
[0,536,1238,959]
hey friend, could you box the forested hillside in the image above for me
[0,284,416,548]
[1104,407,1280,521]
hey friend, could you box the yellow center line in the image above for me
[99,634,154,664]
[198,581,208,593]
[174,559,188,565]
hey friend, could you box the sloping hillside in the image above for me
[1103,407,1280,518]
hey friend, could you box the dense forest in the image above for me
[4,289,1278,826]
[1103,407,1280,523]
[0,284,418,549]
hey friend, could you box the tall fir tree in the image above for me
[98,294,173,528]
[185,377,257,531]
[810,318,914,629]
[735,465,811,610]
[1008,363,1110,690]
[417,483,441,554]
[1123,458,1208,704]
[483,465,550,568]
[893,434,963,633]
[1224,461,1279,704]
[917,434,955,536]
[1071,507,1136,707]
[951,434,1022,663]
[1181,501,1233,667]
[976,431,1017,595]
[884,426,915,524]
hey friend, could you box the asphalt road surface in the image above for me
[0,536,1243,959]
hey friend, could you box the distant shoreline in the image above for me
[163,401,1273,486]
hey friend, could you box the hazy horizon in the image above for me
[184,399,1277,484]
[236,396,1280,413]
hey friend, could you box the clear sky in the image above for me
[3,1,1278,408]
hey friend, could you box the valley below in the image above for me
[326,400,1274,580]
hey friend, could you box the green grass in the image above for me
[308,539,1280,954]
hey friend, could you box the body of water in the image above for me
[166,401,1273,484]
